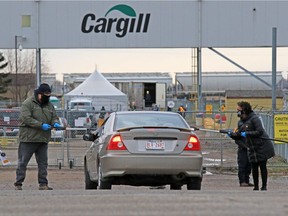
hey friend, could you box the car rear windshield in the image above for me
[114,113,188,130]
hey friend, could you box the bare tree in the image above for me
[1,49,49,104]
[0,52,8,69]
[0,52,11,100]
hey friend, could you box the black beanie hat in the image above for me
[38,83,51,94]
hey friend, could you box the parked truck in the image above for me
[67,98,94,137]
[68,98,94,111]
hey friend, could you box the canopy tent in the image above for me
[64,71,128,111]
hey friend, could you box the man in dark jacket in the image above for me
[14,83,60,190]
[229,101,275,191]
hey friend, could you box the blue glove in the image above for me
[53,123,61,129]
[241,132,246,137]
[227,130,232,137]
[42,123,51,131]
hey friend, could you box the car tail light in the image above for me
[107,134,127,150]
[184,135,201,151]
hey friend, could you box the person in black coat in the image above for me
[229,101,275,191]
[229,119,253,187]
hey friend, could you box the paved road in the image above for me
[1,189,288,216]
[1,167,288,216]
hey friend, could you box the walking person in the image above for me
[144,90,152,107]
[229,101,275,191]
[153,104,159,111]
[99,106,106,119]
[178,104,186,118]
[14,83,60,190]
[129,101,136,111]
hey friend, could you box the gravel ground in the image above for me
[1,166,288,191]
[1,137,288,216]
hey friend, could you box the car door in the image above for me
[87,116,111,180]
[86,125,105,180]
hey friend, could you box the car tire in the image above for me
[98,164,112,190]
[187,177,202,190]
[84,160,98,190]
[170,183,182,190]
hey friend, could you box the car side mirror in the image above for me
[83,133,95,141]
[83,133,91,141]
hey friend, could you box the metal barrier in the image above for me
[1,109,287,169]
[56,128,88,169]
[183,110,288,167]
[259,112,288,162]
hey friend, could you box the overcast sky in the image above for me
[45,48,288,81]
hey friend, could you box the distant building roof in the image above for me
[103,72,171,78]
[176,71,283,92]
[63,72,173,85]
[103,72,172,84]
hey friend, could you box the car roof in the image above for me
[114,111,178,115]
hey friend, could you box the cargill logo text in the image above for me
[81,4,151,38]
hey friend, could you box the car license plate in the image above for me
[145,140,165,150]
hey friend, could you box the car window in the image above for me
[114,113,188,130]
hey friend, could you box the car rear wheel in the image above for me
[84,161,98,189]
[187,177,202,190]
[98,164,112,190]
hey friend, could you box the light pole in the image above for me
[15,35,24,106]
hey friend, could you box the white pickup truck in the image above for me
[68,98,94,111]
[67,98,94,137]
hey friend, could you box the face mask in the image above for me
[237,110,242,117]
[41,94,50,105]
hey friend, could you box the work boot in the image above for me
[240,182,254,187]
[15,185,22,190]
[253,186,259,191]
[39,184,53,190]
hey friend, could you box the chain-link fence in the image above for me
[259,111,288,164]
[191,110,288,169]
[1,108,287,169]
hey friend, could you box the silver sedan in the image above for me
[83,111,203,190]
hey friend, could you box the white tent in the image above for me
[64,71,128,111]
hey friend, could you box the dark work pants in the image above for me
[15,142,48,186]
[251,160,268,188]
[237,148,251,184]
